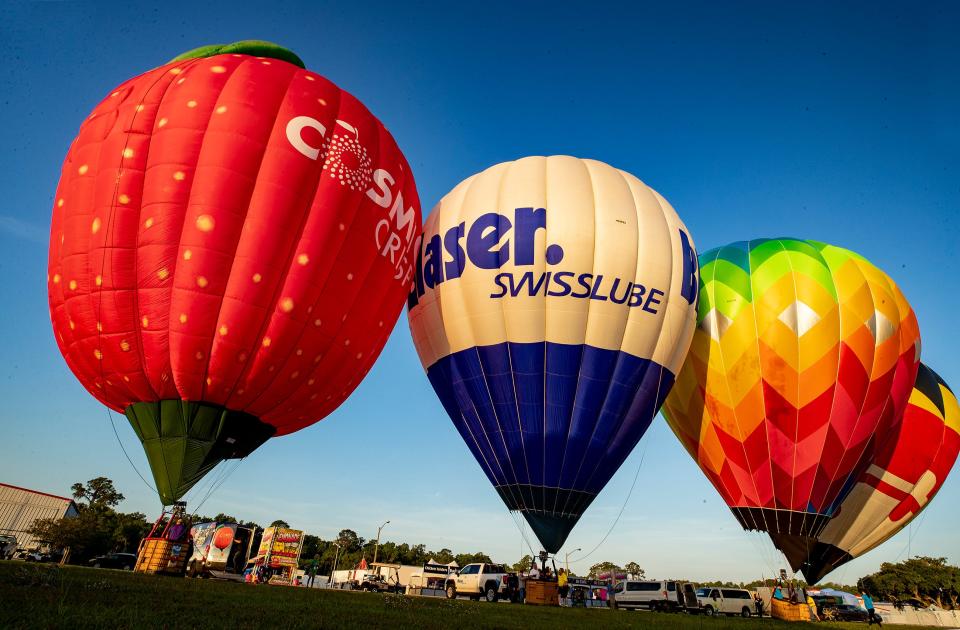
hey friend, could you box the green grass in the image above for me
[0,561,922,629]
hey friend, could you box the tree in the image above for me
[71,477,124,510]
[337,529,363,552]
[269,519,290,528]
[588,561,623,578]
[512,555,534,572]
[624,562,645,579]
[860,557,960,608]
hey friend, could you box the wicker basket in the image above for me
[134,537,190,576]
[770,597,813,622]
[525,579,559,606]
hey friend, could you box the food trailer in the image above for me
[252,526,304,585]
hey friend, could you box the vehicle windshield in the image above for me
[696,588,709,597]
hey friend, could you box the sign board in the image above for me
[257,526,303,568]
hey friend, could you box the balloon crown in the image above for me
[170,40,305,69]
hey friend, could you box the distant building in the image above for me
[0,483,79,550]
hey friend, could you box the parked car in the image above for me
[0,535,17,560]
[696,587,754,617]
[819,603,870,622]
[611,580,696,611]
[14,550,58,563]
[444,563,510,602]
[88,552,137,570]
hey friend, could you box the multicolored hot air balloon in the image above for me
[662,238,921,581]
[48,41,421,504]
[408,156,699,552]
[802,363,960,582]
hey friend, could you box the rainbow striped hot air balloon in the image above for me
[663,238,920,581]
[408,156,699,553]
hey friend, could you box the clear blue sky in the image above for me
[1,1,957,583]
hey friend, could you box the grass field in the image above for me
[0,561,924,629]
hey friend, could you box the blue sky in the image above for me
[1,1,957,582]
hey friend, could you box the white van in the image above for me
[696,587,755,617]
[611,580,695,611]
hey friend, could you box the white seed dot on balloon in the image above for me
[297,253,309,266]
[338,223,345,231]
[262,337,272,347]
[252,273,262,283]
[237,388,245,395]
[215,105,227,114]
[196,214,215,232]
[196,351,203,360]
[378,321,383,327]
[141,316,149,328]
[158,118,168,128]
[136,104,146,112]
[356,353,362,360]
[290,371,299,380]
[344,339,351,346]
[179,313,187,324]
[308,378,315,385]
[295,349,303,356]
[53,274,61,284]
[310,394,317,400]
[196,276,208,288]
[78,164,89,175]
[123,376,130,382]
[176,78,186,85]
[68,280,77,290]
[122,148,134,158]
[94,349,102,360]
[280,297,294,313]
[304,75,315,81]
[210,65,226,74]
[91,218,101,233]
[68,319,75,330]
[96,321,102,332]
[318,98,327,106]
[261,61,271,65]
[118,194,130,204]
[169,68,182,75]
[219,325,228,336]
[173,171,186,181]
[313,319,321,327]
[206,377,212,386]
[95,275,102,286]
[144,217,154,229]
[57,198,64,208]
[346,273,353,280]
[238,352,247,362]
[120,340,130,352]
[157,268,169,280]
[183,249,192,260]
[187,100,197,108]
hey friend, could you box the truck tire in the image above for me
[741,607,751,618]
[484,583,499,602]
[446,584,457,599]
[704,605,715,617]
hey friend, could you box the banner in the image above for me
[257,527,303,568]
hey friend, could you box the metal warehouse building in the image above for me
[0,483,79,550]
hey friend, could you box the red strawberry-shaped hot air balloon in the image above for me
[213,525,236,551]
[48,41,421,504]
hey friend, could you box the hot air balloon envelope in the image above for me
[408,156,699,552]
[48,41,421,504]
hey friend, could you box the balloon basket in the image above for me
[524,579,559,606]
[770,597,813,622]
[134,537,190,576]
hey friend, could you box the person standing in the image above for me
[862,591,881,626]
[306,555,319,588]
[557,568,569,606]
[754,593,764,617]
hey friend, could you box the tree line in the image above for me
[26,478,960,608]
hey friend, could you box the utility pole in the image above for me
[372,520,390,567]
[330,542,342,587]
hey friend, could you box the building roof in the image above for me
[0,482,74,504]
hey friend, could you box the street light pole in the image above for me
[564,548,581,574]
[372,520,390,567]
[330,542,342,588]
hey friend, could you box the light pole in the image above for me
[330,542,342,588]
[372,520,390,567]
[564,548,581,574]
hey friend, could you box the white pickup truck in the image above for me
[444,563,510,602]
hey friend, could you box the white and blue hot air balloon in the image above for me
[407,156,699,552]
